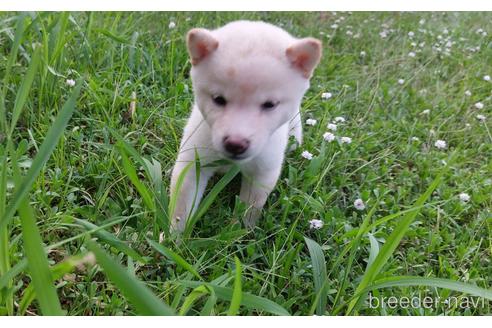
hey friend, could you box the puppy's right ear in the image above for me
[186,28,219,65]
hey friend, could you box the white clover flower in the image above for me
[323,132,335,142]
[321,92,333,100]
[306,118,317,126]
[484,75,491,81]
[301,150,313,160]
[65,79,75,87]
[398,79,405,85]
[341,136,352,144]
[331,23,339,29]
[443,28,449,35]
[360,51,366,57]
[465,90,472,96]
[419,19,426,25]
[459,193,470,203]
[354,198,366,210]
[411,136,420,142]
[408,51,416,57]
[411,42,417,47]
[408,31,415,37]
[476,114,486,122]
[334,116,346,123]
[421,109,431,115]
[346,30,353,36]
[434,139,447,149]
[474,102,484,110]
[168,21,176,29]
[379,31,388,38]
[309,219,324,230]
[327,123,337,131]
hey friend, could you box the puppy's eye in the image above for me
[212,95,227,106]
[261,100,278,111]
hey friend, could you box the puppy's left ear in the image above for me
[286,38,322,78]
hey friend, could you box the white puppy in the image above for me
[170,21,322,232]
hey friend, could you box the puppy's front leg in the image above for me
[170,160,212,233]
[288,112,303,149]
[239,168,281,229]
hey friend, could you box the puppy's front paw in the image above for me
[170,215,186,234]
[287,135,302,152]
[243,206,262,229]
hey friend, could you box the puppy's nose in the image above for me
[223,136,250,156]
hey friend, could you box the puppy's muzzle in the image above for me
[223,136,250,156]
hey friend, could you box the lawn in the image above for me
[0,12,491,316]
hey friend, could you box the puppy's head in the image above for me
[186,21,322,161]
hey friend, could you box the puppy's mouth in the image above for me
[219,150,254,162]
[225,153,249,161]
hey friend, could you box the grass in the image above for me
[0,12,491,315]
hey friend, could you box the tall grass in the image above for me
[0,12,491,316]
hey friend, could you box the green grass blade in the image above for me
[86,240,175,315]
[142,157,168,235]
[184,165,240,237]
[107,129,169,235]
[96,28,130,44]
[346,166,449,314]
[17,253,92,315]
[18,200,63,315]
[332,199,379,310]
[178,280,290,316]
[342,203,433,240]
[228,256,242,315]
[48,13,69,66]
[200,289,217,315]
[117,145,155,211]
[0,259,28,290]
[366,233,380,270]
[75,218,146,263]
[147,239,202,280]
[360,276,492,301]
[2,13,26,93]
[179,285,208,315]
[0,152,12,314]
[304,237,328,315]
[0,78,83,233]
[10,46,42,134]
[108,129,150,174]
[1,13,26,132]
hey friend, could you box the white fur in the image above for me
[170,21,321,232]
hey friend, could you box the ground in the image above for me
[0,12,491,315]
